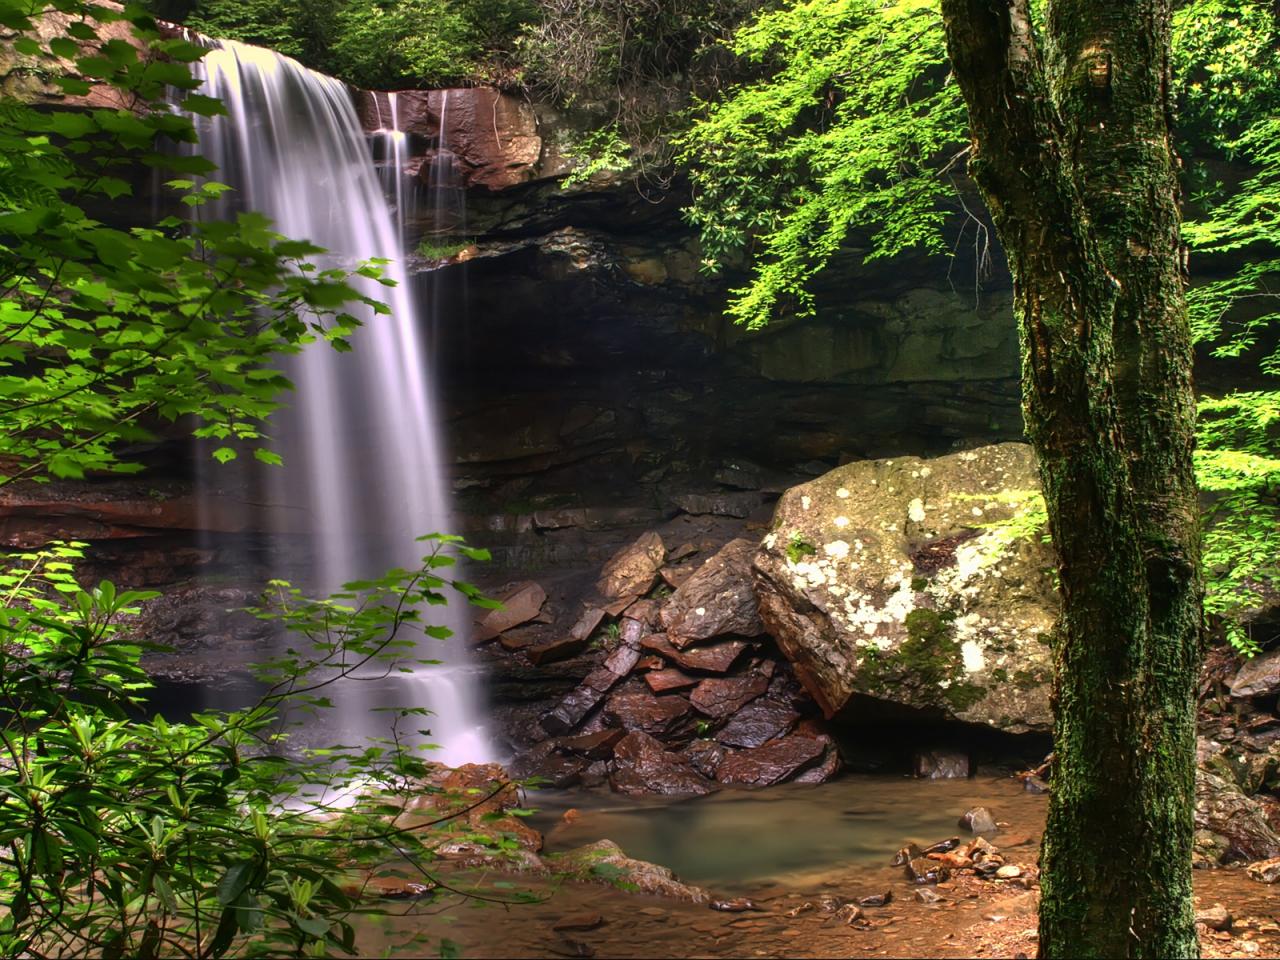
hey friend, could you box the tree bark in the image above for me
[938,1,1202,957]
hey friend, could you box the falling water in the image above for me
[189,40,493,766]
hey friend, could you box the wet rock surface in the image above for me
[597,532,667,600]
[660,538,765,647]
[604,688,695,739]
[715,735,827,787]
[1230,649,1280,700]
[610,731,715,796]
[689,675,770,719]
[714,699,800,749]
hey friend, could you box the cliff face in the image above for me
[354,87,1024,539]
[0,68,1024,582]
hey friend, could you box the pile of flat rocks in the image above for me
[480,531,839,794]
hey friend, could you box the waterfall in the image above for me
[189,40,493,767]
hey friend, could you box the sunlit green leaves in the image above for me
[678,0,965,328]
[0,11,392,484]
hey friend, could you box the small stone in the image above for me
[892,843,923,867]
[914,750,970,779]
[609,731,715,796]
[1022,775,1051,794]
[569,606,608,642]
[928,850,973,869]
[714,698,800,748]
[552,913,605,932]
[682,738,727,778]
[922,837,961,855]
[995,865,1023,879]
[557,728,624,760]
[857,891,893,907]
[914,888,944,904]
[661,538,765,646]
[959,806,999,834]
[1196,904,1233,932]
[1246,857,1280,883]
[710,898,760,912]
[906,858,950,884]
[785,902,815,917]
[640,634,749,673]
[833,903,864,925]
[604,689,694,739]
[527,634,590,665]
[966,836,999,861]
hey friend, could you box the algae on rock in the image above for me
[753,442,1056,731]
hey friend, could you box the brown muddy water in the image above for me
[357,775,1279,959]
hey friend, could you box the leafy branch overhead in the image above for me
[0,4,529,957]
[0,1,394,484]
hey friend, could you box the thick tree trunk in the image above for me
[938,1,1202,958]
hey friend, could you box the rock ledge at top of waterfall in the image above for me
[754,442,1056,733]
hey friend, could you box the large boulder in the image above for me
[754,443,1056,732]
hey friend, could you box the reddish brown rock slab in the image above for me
[791,734,842,784]
[689,675,769,719]
[610,731,716,796]
[597,531,666,600]
[640,634,749,674]
[682,739,727,778]
[524,753,589,789]
[1230,648,1280,700]
[568,605,607,642]
[557,728,625,760]
[659,565,697,590]
[623,598,661,628]
[603,597,635,617]
[525,634,589,665]
[540,643,643,735]
[604,689,695,739]
[668,542,700,563]
[714,698,799,748]
[715,735,826,787]
[474,581,547,642]
[661,538,764,648]
[645,668,698,694]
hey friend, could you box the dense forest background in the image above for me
[145,0,1280,656]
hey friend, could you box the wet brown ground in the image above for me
[358,776,1280,959]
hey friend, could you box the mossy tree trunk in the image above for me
[937,1,1202,957]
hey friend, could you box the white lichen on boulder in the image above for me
[753,443,1056,732]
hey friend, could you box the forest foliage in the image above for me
[104,0,1280,647]
[676,0,1280,653]
[0,3,524,955]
